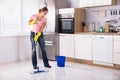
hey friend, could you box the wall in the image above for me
[0,37,18,64]
[68,0,120,31]
[0,35,32,65]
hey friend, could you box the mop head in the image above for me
[30,67,48,74]
[30,70,46,74]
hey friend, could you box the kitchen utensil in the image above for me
[105,21,110,33]
[92,22,96,32]
[82,22,86,32]
[110,10,114,24]
[110,26,117,33]
[99,26,104,32]
[119,10,120,20]
[115,10,118,23]
[82,22,86,27]
[83,26,88,32]
[88,22,93,32]
[110,10,118,24]
[113,10,118,23]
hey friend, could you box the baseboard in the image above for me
[114,64,120,70]
[66,57,93,65]
[66,57,120,70]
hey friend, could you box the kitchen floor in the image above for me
[0,60,120,80]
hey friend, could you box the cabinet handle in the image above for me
[99,37,104,39]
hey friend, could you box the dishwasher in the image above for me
[92,35,113,66]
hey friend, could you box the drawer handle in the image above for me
[99,37,104,38]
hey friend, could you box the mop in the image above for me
[29,20,48,74]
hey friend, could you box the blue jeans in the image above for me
[30,31,49,68]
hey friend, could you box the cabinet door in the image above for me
[95,0,112,6]
[113,36,120,53]
[114,53,120,64]
[75,35,92,60]
[80,0,94,7]
[59,34,74,58]
[92,35,113,63]
[114,41,120,53]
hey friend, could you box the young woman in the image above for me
[29,7,51,69]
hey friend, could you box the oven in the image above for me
[58,18,74,33]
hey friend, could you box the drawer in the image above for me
[113,36,120,40]
[75,35,93,38]
[92,35,112,39]
[114,53,120,65]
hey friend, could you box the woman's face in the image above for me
[39,11,48,17]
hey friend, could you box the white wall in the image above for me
[18,36,31,61]
[0,35,32,65]
[0,37,18,64]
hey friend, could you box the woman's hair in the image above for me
[39,7,48,13]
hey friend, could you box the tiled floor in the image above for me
[0,60,120,80]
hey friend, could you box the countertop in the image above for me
[75,32,120,35]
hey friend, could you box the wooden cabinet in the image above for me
[59,8,74,14]
[113,36,120,65]
[75,35,92,60]
[80,0,94,8]
[59,34,74,58]
[59,8,85,33]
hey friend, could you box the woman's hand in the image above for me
[28,18,33,24]
[29,18,37,25]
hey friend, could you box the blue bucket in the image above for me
[56,56,66,67]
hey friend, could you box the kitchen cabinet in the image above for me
[95,0,116,6]
[113,36,120,65]
[92,35,113,66]
[59,8,74,14]
[80,0,117,8]
[80,0,94,8]
[75,35,92,60]
[59,34,74,58]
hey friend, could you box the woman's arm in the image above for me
[39,22,46,32]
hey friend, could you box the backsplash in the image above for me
[68,0,120,32]
[86,4,120,31]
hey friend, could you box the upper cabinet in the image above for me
[80,0,117,8]
[94,0,117,6]
[80,0,94,8]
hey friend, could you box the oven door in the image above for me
[59,18,74,33]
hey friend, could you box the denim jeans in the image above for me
[30,31,49,68]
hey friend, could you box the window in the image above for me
[0,0,44,35]
[1,0,22,34]
[21,0,45,34]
